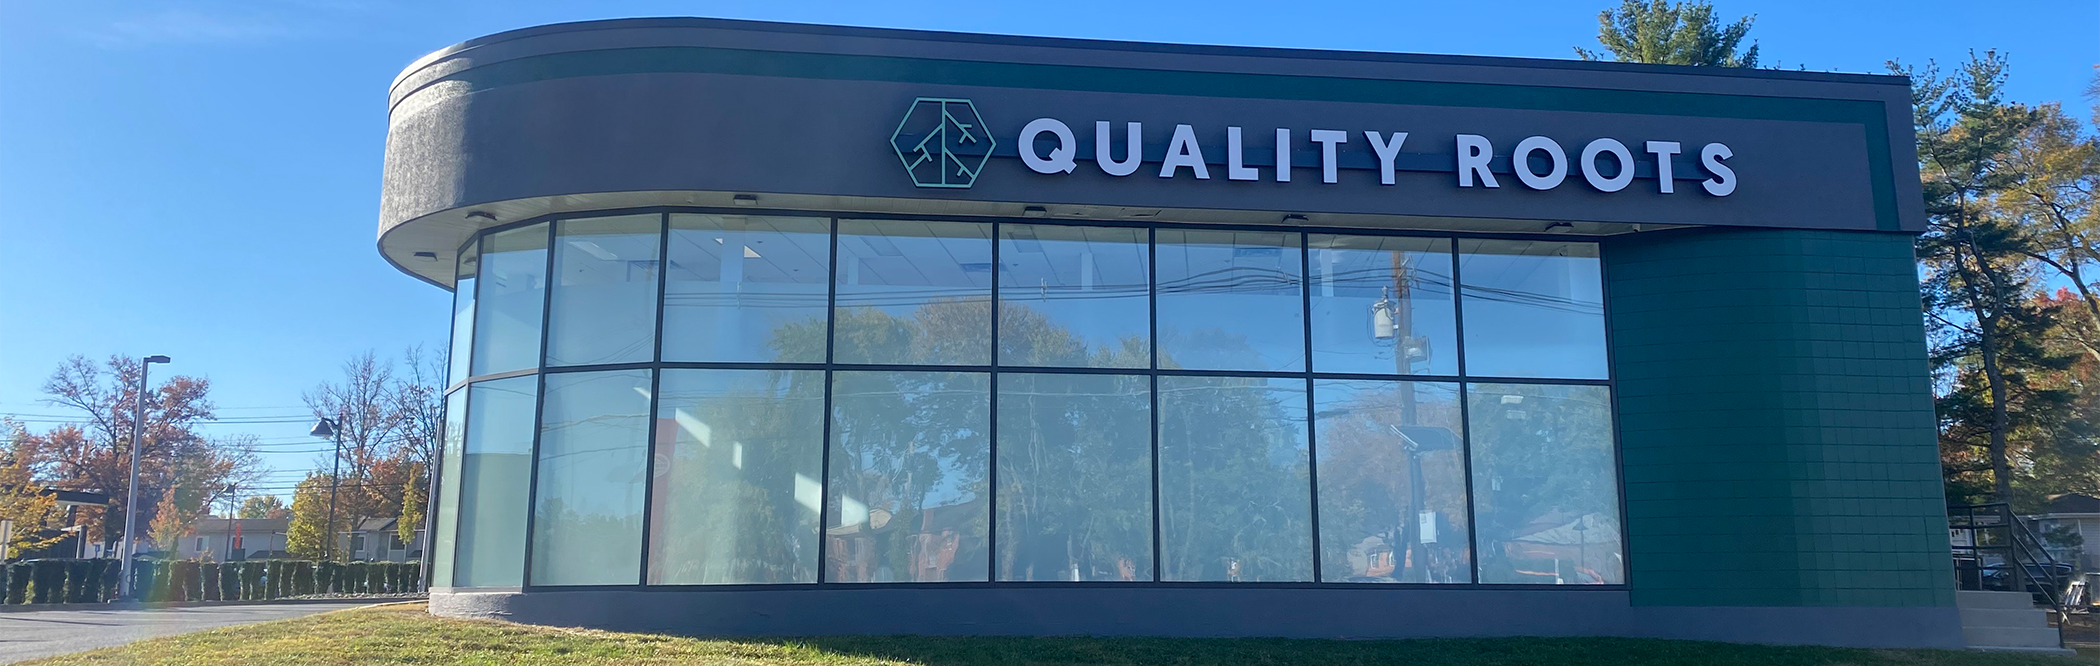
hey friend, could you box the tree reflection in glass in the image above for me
[1467,383,1623,584]
[1157,376,1313,581]
[834,220,992,366]
[996,372,1152,581]
[998,224,1150,368]
[825,370,990,582]
[1313,379,1471,583]
[662,214,832,363]
[648,369,825,585]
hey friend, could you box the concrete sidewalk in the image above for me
[0,601,369,664]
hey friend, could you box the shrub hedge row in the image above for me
[0,559,421,605]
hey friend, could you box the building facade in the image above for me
[382,18,1955,647]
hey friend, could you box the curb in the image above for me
[0,595,425,613]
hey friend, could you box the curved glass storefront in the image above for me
[435,209,1623,589]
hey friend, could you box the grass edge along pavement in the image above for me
[15,603,2098,666]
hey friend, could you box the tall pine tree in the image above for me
[1574,0,1759,67]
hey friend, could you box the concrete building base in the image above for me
[430,587,1964,649]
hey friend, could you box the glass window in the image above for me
[448,242,478,385]
[997,225,1150,369]
[996,373,1152,581]
[530,370,652,586]
[825,370,989,582]
[471,224,549,376]
[663,214,832,363]
[835,220,993,366]
[547,215,663,367]
[1313,379,1472,583]
[454,376,536,587]
[1310,236,1458,376]
[648,369,826,585]
[1157,376,1312,582]
[1156,230,1304,372]
[432,389,466,587]
[1467,383,1622,585]
[1458,240,1607,379]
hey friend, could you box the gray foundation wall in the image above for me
[430,587,1963,649]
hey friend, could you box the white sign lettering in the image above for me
[1016,119,1734,196]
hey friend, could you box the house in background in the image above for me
[2027,493,2100,570]
[179,517,291,561]
[345,518,424,563]
[168,517,424,562]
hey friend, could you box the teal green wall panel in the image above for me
[1606,227,1953,607]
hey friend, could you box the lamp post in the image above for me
[117,354,171,601]
[309,417,345,562]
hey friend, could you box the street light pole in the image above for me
[311,417,345,562]
[117,354,171,601]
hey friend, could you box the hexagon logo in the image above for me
[890,97,995,188]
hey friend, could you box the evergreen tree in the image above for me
[1574,0,1759,67]
[1897,52,2086,505]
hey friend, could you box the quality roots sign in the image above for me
[892,97,1738,197]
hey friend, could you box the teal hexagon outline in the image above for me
[890,97,996,189]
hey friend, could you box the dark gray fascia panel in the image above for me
[377,17,1924,286]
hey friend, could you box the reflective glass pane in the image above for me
[530,370,651,586]
[998,225,1149,369]
[454,376,536,587]
[471,224,549,376]
[648,369,825,585]
[663,214,831,363]
[1467,383,1623,585]
[1157,376,1312,581]
[834,220,993,365]
[547,215,663,367]
[996,373,1152,581]
[825,370,989,582]
[1156,230,1304,372]
[1313,379,1472,583]
[431,389,466,587]
[1310,236,1457,376]
[448,243,478,385]
[1458,240,1607,379]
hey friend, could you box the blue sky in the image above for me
[1,0,2095,501]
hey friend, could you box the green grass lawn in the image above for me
[21,603,2098,666]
